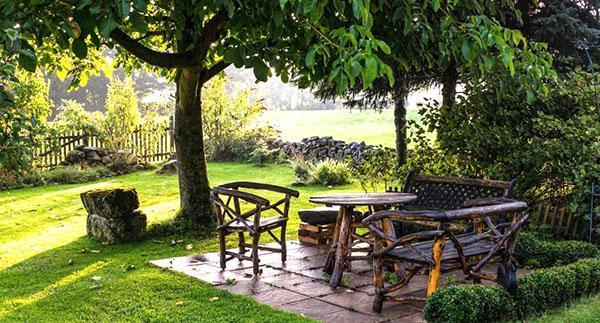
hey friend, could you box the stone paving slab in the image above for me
[151,242,526,322]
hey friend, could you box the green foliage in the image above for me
[0,165,113,190]
[202,75,276,161]
[52,99,101,135]
[101,76,140,151]
[514,258,600,318]
[139,111,168,156]
[423,70,599,216]
[515,231,599,269]
[348,146,397,192]
[423,284,516,323]
[247,146,275,166]
[10,69,53,124]
[306,159,353,186]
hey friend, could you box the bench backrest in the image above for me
[392,171,515,210]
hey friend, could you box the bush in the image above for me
[423,284,516,323]
[514,258,600,318]
[307,159,353,186]
[423,258,600,322]
[516,231,599,268]
[1,165,113,190]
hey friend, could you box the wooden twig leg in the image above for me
[238,232,245,256]
[280,224,287,262]
[330,206,351,288]
[219,229,227,270]
[427,236,446,296]
[372,255,385,313]
[324,206,344,275]
[252,232,260,275]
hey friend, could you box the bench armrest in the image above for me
[211,186,270,206]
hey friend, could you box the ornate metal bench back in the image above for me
[400,171,516,210]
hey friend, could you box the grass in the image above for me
[530,295,600,323]
[262,109,431,147]
[0,162,363,322]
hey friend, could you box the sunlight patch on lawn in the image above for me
[0,260,109,318]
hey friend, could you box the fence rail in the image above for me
[33,121,175,169]
[529,202,589,238]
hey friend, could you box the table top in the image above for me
[309,192,417,207]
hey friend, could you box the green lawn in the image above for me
[262,109,430,148]
[530,295,600,323]
[0,163,362,322]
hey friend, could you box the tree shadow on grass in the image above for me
[0,223,308,322]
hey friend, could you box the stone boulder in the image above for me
[81,188,146,242]
[157,159,178,175]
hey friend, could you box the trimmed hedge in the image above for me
[515,231,599,268]
[514,258,600,317]
[423,285,515,323]
[423,258,600,322]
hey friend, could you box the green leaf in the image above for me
[133,0,148,11]
[129,12,148,34]
[352,0,363,19]
[333,0,345,13]
[71,37,88,59]
[305,48,316,70]
[99,16,119,38]
[461,42,476,61]
[279,0,289,9]
[76,0,92,10]
[118,0,130,18]
[17,51,36,72]
[361,55,378,88]
[253,61,270,82]
[304,0,316,14]
[432,0,441,12]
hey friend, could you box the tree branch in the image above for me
[196,11,228,58]
[110,28,197,68]
[200,60,230,84]
[133,30,167,41]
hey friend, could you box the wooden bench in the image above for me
[389,171,516,235]
[363,199,529,313]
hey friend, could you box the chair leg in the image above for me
[280,224,287,262]
[372,256,385,313]
[219,230,226,270]
[238,232,246,256]
[252,232,260,275]
[427,236,446,296]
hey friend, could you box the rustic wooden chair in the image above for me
[362,199,529,313]
[211,182,299,275]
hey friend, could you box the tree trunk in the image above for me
[393,91,408,166]
[174,67,214,230]
[441,62,458,108]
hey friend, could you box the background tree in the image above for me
[312,1,555,165]
[0,0,394,230]
[102,76,140,152]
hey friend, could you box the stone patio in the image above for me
[151,241,520,322]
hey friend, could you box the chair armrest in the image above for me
[462,197,516,208]
[211,187,270,206]
[217,181,300,198]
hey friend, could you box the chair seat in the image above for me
[226,217,287,232]
[386,233,495,264]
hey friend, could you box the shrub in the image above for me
[514,258,600,318]
[423,258,600,322]
[247,146,275,166]
[101,76,140,152]
[1,165,113,190]
[307,159,353,186]
[515,231,599,268]
[348,145,397,192]
[423,284,516,323]
[289,156,312,182]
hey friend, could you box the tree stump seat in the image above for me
[298,206,362,225]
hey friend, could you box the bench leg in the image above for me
[372,256,385,313]
[238,232,246,256]
[427,236,446,296]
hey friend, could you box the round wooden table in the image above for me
[309,192,417,288]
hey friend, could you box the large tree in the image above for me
[0,0,393,229]
[312,1,555,165]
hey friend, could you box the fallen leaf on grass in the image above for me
[91,276,102,282]
[89,284,103,290]
[176,300,185,306]
[185,244,193,250]
[208,297,219,302]
[68,259,74,266]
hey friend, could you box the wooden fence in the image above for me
[33,121,175,169]
[528,202,589,238]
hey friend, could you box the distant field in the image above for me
[262,109,427,147]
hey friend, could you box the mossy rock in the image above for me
[81,188,139,219]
